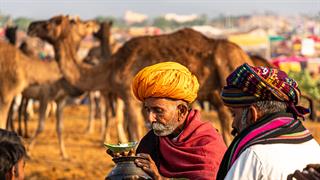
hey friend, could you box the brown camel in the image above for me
[83,21,113,65]
[0,41,62,129]
[28,15,256,144]
[3,18,98,158]
[82,21,113,135]
[81,21,127,143]
[19,43,84,159]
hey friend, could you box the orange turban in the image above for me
[132,62,199,103]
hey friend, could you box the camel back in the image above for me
[110,28,253,98]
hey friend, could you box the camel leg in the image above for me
[86,92,95,134]
[0,96,14,129]
[29,98,48,150]
[100,93,108,144]
[94,92,101,119]
[56,98,68,160]
[211,90,233,146]
[6,98,16,131]
[115,98,128,143]
[123,96,142,141]
[18,96,28,136]
[23,98,30,138]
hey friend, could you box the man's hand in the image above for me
[287,164,320,180]
[135,153,168,180]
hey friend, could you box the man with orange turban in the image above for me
[132,62,227,180]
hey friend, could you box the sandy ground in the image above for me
[20,104,320,180]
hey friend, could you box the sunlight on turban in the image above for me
[132,62,199,103]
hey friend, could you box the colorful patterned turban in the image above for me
[132,62,199,103]
[221,63,309,118]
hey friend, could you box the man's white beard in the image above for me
[152,119,179,136]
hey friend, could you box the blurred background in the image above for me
[0,0,319,179]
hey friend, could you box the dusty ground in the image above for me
[22,104,320,180]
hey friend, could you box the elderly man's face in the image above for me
[230,106,254,136]
[143,97,183,136]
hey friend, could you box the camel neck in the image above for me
[17,49,62,85]
[52,36,111,91]
[54,37,79,62]
[100,33,111,60]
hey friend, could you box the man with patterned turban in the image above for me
[217,63,320,180]
[132,62,227,180]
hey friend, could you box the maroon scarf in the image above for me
[156,109,227,179]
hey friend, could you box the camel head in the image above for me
[28,15,99,45]
[5,26,18,45]
[93,21,113,40]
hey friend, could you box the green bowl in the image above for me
[104,142,138,153]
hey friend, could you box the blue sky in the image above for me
[0,0,319,19]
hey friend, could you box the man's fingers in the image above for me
[136,153,152,160]
[307,168,320,179]
[135,159,150,169]
[292,170,310,180]
[135,158,150,164]
[141,166,158,179]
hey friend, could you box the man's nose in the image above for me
[147,112,157,123]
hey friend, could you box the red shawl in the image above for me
[137,109,227,179]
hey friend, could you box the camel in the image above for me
[18,42,84,159]
[4,26,51,136]
[82,21,113,135]
[3,18,99,158]
[83,21,112,65]
[28,15,258,145]
[0,40,63,129]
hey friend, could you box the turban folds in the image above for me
[221,63,309,117]
[132,62,199,103]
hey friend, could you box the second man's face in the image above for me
[143,97,181,136]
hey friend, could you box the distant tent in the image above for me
[269,35,285,42]
[228,34,269,47]
[271,56,308,73]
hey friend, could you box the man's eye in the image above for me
[154,108,163,114]
[144,107,150,113]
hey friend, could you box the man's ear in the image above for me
[248,106,258,124]
[177,104,188,121]
[5,166,15,180]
